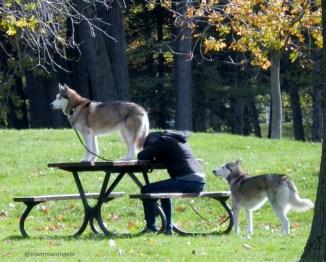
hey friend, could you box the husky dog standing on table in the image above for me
[213,160,314,236]
[50,83,149,161]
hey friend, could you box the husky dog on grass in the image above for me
[50,83,149,161]
[213,160,314,236]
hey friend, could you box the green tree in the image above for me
[192,0,322,138]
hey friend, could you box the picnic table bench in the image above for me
[13,161,233,237]
[13,192,125,238]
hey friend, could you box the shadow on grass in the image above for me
[3,231,154,241]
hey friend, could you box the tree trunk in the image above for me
[175,1,192,131]
[7,77,28,129]
[232,97,245,135]
[193,65,206,132]
[26,70,64,128]
[104,0,130,100]
[270,50,282,139]
[312,56,323,142]
[74,0,116,102]
[288,84,305,141]
[249,98,262,137]
[300,1,326,260]
[155,2,169,128]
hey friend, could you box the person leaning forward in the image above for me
[137,131,206,235]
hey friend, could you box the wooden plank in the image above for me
[48,160,165,172]
[13,192,125,202]
[129,191,231,199]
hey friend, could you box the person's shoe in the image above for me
[164,229,173,235]
[143,227,158,234]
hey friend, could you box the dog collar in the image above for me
[67,100,91,117]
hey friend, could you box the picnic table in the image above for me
[14,161,233,237]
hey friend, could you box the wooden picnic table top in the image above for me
[48,160,166,172]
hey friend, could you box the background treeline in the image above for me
[0,0,322,142]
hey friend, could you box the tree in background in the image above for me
[0,0,322,137]
[0,0,130,127]
[174,1,193,131]
[300,0,326,259]
[0,0,115,69]
[190,0,322,139]
[126,0,175,129]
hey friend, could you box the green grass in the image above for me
[0,129,321,262]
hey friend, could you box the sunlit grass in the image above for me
[0,129,320,261]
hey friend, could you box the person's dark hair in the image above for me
[143,132,164,148]
[143,130,188,148]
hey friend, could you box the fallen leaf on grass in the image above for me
[66,204,77,210]
[175,206,186,212]
[218,214,227,223]
[242,243,253,249]
[38,205,49,215]
[108,213,119,221]
[47,241,61,247]
[0,210,8,217]
[127,221,138,231]
[292,222,300,228]
[264,224,271,231]
[46,223,63,231]
[109,239,116,248]
[148,239,156,245]
[56,214,64,222]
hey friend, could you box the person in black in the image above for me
[137,131,205,235]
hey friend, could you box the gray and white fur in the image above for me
[213,160,314,236]
[50,83,149,161]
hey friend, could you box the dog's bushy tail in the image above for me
[135,113,149,152]
[289,182,314,212]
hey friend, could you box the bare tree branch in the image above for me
[0,0,116,70]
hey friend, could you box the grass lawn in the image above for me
[0,129,321,262]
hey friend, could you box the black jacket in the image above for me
[137,132,203,179]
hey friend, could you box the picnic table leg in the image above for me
[216,198,234,234]
[94,172,114,236]
[74,211,90,237]
[72,171,102,236]
[19,201,42,238]
[95,202,112,236]
[142,171,150,185]
[127,172,144,188]
[90,212,100,234]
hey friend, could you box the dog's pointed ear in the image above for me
[58,83,67,93]
[58,83,69,92]
[235,159,242,167]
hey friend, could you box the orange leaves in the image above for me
[204,37,226,53]
[186,0,321,69]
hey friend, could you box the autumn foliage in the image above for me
[185,0,322,69]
